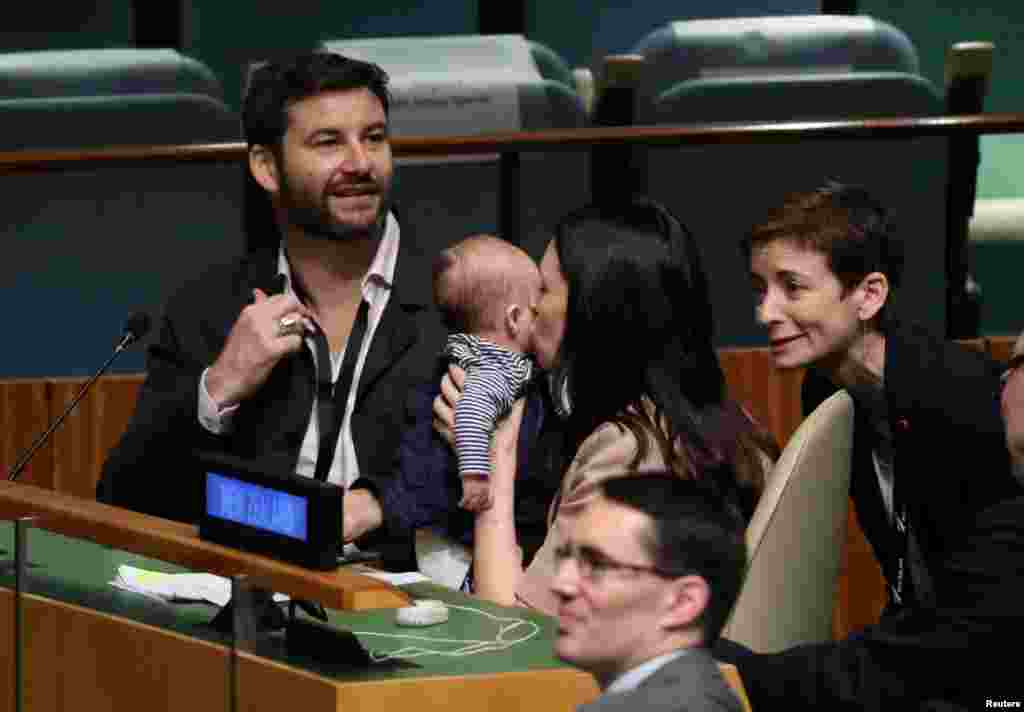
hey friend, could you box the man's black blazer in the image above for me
[97,224,447,561]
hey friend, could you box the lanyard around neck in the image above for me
[309,299,370,483]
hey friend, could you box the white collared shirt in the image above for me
[198,212,400,488]
[604,649,689,695]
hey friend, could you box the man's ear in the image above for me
[660,575,710,634]
[249,144,280,195]
[855,271,890,322]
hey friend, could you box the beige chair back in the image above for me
[722,389,855,652]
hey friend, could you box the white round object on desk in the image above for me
[395,599,449,627]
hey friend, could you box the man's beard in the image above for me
[279,173,391,243]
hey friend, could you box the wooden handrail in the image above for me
[2,112,1024,173]
[0,479,411,610]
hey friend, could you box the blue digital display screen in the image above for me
[205,472,308,542]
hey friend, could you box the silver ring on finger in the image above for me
[276,315,303,338]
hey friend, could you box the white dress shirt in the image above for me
[604,649,689,695]
[198,213,400,488]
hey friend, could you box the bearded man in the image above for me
[99,52,446,569]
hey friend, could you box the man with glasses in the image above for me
[550,473,745,712]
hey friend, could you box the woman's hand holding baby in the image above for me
[432,363,466,448]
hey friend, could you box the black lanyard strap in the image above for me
[310,299,370,483]
[889,497,910,606]
[886,414,935,609]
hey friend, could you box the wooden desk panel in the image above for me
[49,375,141,500]
[0,342,903,641]
[0,380,51,488]
[16,348,811,506]
[718,346,805,447]
[832,506,887,639]
[0,589,601,712]
[0,523,602,712]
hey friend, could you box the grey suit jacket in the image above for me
[579,649,742,712]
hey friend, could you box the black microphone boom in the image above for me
[7,311,151,482]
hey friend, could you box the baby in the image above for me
[433,234,540,512]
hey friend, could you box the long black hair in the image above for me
[551,197,773,519]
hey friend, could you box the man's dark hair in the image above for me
[601,473,747,645]
[241,52,391,253]
[243,51,390,149]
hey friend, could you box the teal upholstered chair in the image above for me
[623,16,947,346]
[318,35,588,260]
[631,15,919,106]
[0,48,225,101]
[0,49,243,376]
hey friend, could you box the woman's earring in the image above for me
[548,369,573,419]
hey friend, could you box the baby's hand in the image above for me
[459,474,493,512]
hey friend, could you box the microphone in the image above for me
[7,311,152,482]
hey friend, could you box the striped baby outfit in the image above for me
[444,333,534,479]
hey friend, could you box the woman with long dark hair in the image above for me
[436,197,777,611]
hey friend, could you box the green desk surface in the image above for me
[0,523,575,683]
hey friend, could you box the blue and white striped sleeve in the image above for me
[450,340,533,479]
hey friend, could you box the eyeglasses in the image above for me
[1001,353,1024,387]
[553,542,683,582]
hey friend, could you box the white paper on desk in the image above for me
[352,566,431,586]
[110,565,288,607]
[415,529,472,590]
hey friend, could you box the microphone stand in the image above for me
[2,314,149,569]
[8,332,137,483]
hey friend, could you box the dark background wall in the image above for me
[858,0,1024,199]
[1,0,1020,376]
